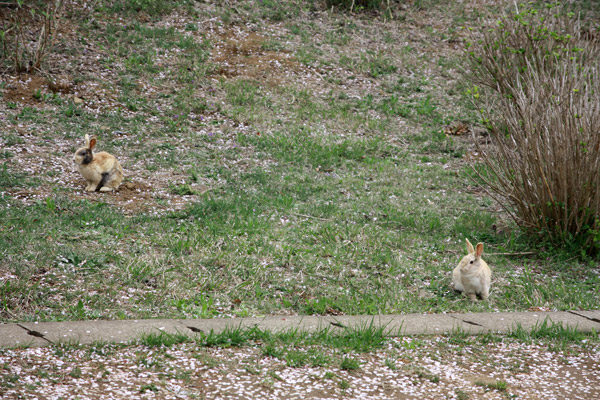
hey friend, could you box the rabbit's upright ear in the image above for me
[466,239,475,254]
[475,243,484,258]
[89,137,97,150]
[84,134,90,147]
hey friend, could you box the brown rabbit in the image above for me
[452,239,491,301]
[73,134,123,192]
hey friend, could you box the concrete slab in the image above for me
[569,310,600,324]
[322,314,487,335]
[18,319,188,345]
[0,324,49,348]
[2,310,598,349]
[182,313,487,336]
[182,316,330,335]
[452,311,600,333]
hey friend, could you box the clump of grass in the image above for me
[169,184,197,196]
[139,331,192,347]
[509,318,583,341]
[508,318,599,351]
[196,325,250,348]
[474,379,508,392]
[139,383,159,393]
[334,322,389,352]
[340,356,361,371]
[466,3,600,253]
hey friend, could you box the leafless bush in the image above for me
[466,3,600,251]
[0,0,65,73]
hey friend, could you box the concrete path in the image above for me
[1,310,599,348]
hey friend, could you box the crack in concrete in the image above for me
[568,311,600,325]
[460,319,484,327]
[17,324,53,344]
[450,316,485,327]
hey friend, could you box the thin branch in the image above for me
[486,251,536,257]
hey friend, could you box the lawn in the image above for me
[1,0,599,323]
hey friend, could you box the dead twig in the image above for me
[292,213,332,222]
[486,252,536,257]
[446,250,536,257]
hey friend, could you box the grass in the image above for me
[340,356,361,371]
[0,0,599,325]
[508,318,598,351]
[474,379,508,392]
[137,323,388,369]
[131,321,600,370]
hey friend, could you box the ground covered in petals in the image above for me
[1,336,599,399]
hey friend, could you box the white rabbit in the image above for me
[452,239,491,301]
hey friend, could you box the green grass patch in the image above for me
[1,0,599,324]
[474,380,508,392]
[508,318,597,350]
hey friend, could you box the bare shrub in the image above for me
[0,0,65,73]
[466,3,600,251]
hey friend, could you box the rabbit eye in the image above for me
[469,260,474,264]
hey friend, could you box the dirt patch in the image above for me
[4,75,49,104]
[66,179,208,215]
[212,29,308,86]
[4,73,75,105]
[67,181,156,212]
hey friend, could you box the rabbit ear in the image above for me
[89,137,97,150]
[84,134,90,147]
[475,243,484,258]
[466,239,475,254]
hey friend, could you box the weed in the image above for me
[334,322,389,352]
[384,356,397,370]
[262,343,284,358]
[196,325,250,348]
[68,367,82,378]
[169,184,197,196]
[475,379,508,392]
[139,383,159,393]
[508,318,596,351]
[410,366,441,383]
[139,331,192,348]
[455,389,470,400]
[340,356,360,371]
[324,371,336,380]
[285,349,310,367]
[339,379,351,389]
